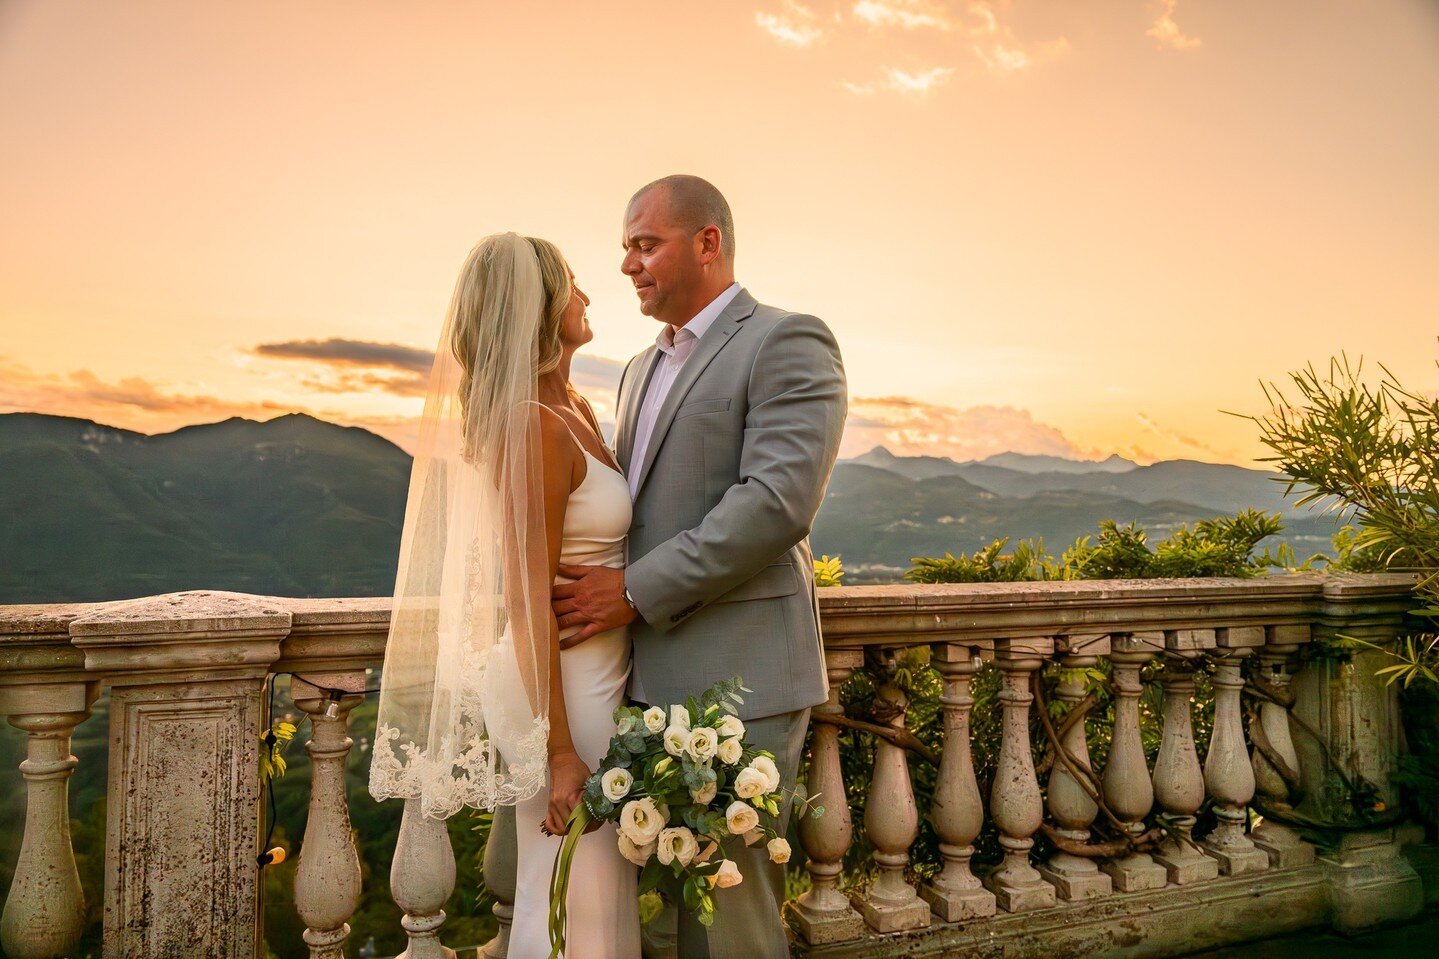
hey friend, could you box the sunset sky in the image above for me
[1,0,1435,466]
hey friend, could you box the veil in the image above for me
[369,233,553,819]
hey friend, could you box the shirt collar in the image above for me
[655,282,742,355]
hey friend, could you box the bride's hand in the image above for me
[545,751,591,835]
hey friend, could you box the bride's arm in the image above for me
[536,409,589,834]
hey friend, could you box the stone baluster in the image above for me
[391,797,458,959]
[481,797,518,957]
[921,643,997,920]
[290,673,366,958]
[983,638,1056,912]
[1249,626,1315,868]
[1038,635,1113,901]
[1099,634,1169,891]
[70,591,290,959]
[1150,631,1219,884]
[794,649,865,943]
[0,682,99,959]
[1201,630,1270,875]
[856,649,931,933]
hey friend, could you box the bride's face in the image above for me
[559,276,592,348]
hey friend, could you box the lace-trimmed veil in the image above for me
[369,233,553,819]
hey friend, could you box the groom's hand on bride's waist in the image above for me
[551,564,638,648]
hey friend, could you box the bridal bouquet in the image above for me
[547,677,820,956]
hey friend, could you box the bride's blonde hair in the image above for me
[449,235,574,432]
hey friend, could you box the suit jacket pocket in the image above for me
[675,397,732,419]
[711,562,800,605]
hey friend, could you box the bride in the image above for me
[369,233,641,957]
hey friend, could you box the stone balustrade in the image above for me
[0,573,1432,959]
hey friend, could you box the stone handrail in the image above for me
[0,573,1429,958]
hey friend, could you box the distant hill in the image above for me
[0,413,1339,601]
[0,412,411,602]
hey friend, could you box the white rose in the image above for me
[751,756,782,793]
[669,705,691,731]
[617,832,655,867]
[616,713,637,735]
[717,714,745,739]
[713,859,743,888]
[743,826,764,846]
[656,826,698,867]
[690,780,718,805]
[685,727,719,764]
[767,837,791,864]
[663,725,689,757]
[716,737,743,766]
[725,800,760,835]
[642,706,667,734]
[601,767,634,803]
[619,797,664,846]
[733,767,768,799]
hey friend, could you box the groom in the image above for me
[552,174,847,958]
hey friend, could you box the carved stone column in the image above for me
[983,638,1056,913]
[1099,633,1168,892]
[0,681,99,959]
[391,797,458,959]
[1038,635,1113,901]
[856,649,930,933]
[1250,627,1316,868]
[71,591,289,959]
[1201,629,1269,876]
[480,789,518,958]
[793,649,865,943]
[291,672,366,958]
[921,643,997,920]
[1151,633,1220,884]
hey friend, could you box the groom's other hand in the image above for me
[552,564,637,647]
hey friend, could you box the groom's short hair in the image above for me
[632,175,735,260]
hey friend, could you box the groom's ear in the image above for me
[696,225,723,264]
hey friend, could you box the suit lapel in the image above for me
[617,347,660,472]
[632,288,757,498]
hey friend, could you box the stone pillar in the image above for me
[1250,626,1316,868]
[1038,635,1113,901]
[391,797,458,959]
[480,790,518,958]
[983,638,1056,913]
[0,681,100,959]
[70,591,290,959]
[1099,633,1168,892]
[1201,629,1269,876]
[1300,575,1424,933]
[291,672,366,959]
[1151,635,1220,885]
[856,649,930,933]
[921,643,997,920]
[793,649,865,944]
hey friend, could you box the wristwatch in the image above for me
[622,585,638,612]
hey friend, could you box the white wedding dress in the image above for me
[483,407,641,958]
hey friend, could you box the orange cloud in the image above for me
[755,1,824,47]
[842,396,1105,461]
[1147,0,1201,50]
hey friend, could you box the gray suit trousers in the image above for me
[641,708,810,959]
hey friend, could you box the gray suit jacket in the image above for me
[616,287,847,720]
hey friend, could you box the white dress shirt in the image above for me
[626,282,741,499]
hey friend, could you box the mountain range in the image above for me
[0,412,1338,600]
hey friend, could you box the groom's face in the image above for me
[621,189,702,325]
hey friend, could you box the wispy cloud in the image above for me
[253,336,433,396]
[852,0,952,32]
[841,397,1101,461]
[1147,0,1201,50]
[755,1,824,47]
[845,64,956,95]
[1136,411,1223,459]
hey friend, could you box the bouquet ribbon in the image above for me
[547,802,594,959]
